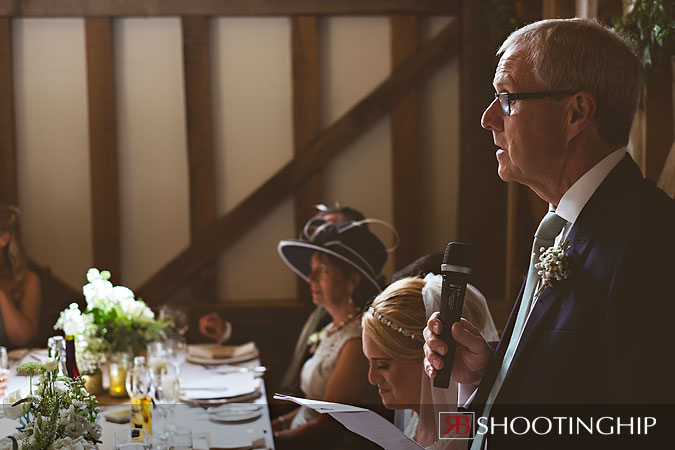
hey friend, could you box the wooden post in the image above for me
[85,18,121,277]
[182,15,217,303]
[458,1,507,303]
[291,16,321,304]
[390,15,420,270]
[0,19,17,206]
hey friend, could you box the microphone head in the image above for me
[443,242,470,267]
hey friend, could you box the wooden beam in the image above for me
[657,141,675,199]
[137,19,461,304]
[85,18,121,277]
[458,1,507,304]
[0,18,16,205]
[291,16,321,304]
[182,16,217,303]
[291,16,321,236]
[542,0,576,18]
[0,0,459,18]
[390,14,420,270]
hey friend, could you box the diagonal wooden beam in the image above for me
[138,19,460,304]
[0,0,459,18]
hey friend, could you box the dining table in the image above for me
[0,347,276,450]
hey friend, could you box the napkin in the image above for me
[181,372,260,400]
[188,341,257,360]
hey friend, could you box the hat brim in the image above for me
[277,240,382,294]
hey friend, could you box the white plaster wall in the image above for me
[12,16,461,302]
[210,18,295,301]
[115,18,191,290]
[14,19,93,287]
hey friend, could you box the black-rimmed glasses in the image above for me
[495,91,577,115]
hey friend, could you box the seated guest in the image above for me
[199,204,367,343]
[199,204,368,394]
[272,219,388,449]
[362,275,498,449]
[0,205,41,348]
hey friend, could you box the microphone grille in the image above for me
[443,242,470,266]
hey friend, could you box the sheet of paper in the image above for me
[273,393,368,412]
[273,394,424,450]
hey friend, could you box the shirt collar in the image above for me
[551,149,626,225]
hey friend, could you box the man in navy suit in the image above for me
[423,18,674,449]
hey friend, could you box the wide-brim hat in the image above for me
[278,221,387,295]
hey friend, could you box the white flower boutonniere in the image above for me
[306,328,327,354]
[534,238,571,295]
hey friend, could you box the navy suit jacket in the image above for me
[472,155,675,446]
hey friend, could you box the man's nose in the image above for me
[481,97,504,132]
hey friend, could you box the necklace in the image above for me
[327,309,362,335]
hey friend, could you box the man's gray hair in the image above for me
[499,18,640,148]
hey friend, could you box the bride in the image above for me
[362,274,498,449]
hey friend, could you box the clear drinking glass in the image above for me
[152,364,181,443]
[113,428,150,450]
[165,337,187,375]
[159,305,189,336]
[0,346,8,399]
[169,426,192,450]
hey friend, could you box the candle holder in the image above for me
[108,352,131,397]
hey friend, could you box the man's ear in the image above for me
[567,90,597,140]
[0,232,9,248]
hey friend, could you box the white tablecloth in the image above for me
[0,349,275,450]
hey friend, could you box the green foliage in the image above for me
[2,365,101,450]
[613,0,675,69]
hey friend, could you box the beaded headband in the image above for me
[367,306,420,341]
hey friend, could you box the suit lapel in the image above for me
[499,154,641,388]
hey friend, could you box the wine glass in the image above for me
[159,305,189,336]
[152,365,181,445]
[165,337,187,375]
[0,346,8,399]
[147,341,168,376]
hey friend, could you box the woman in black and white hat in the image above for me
[272,219,388,449]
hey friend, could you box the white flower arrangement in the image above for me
[0,360,101,450]
[534,239,571,295]
[54,268,171,362]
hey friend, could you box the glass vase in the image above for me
[83,369,104,395]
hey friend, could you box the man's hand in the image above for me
[423,313,491,387]
[198,312,226,342]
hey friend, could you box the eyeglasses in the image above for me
[494,91,576,115]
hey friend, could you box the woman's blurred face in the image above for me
[307,253,355,308]
[362,331,423,410]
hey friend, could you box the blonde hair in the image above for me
[0,204,28,303]
[362,277,426,363]
[499,18,640,148]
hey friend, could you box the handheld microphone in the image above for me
[433,242,471,389]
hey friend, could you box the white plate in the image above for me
[180,388,262,407]
[208,403,263,423]
[186,348,259,365]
